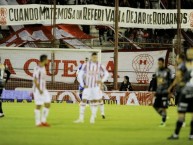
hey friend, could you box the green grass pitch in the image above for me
[0,103,193,145]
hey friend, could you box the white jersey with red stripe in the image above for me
[78,61,109,88]
[33,65,47,92]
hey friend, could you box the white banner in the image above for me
[0,4,193,29]
[0,48,167,83]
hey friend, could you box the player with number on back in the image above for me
[74,52,109,124]
[153,58,172,127]
[168,48,193,140]
[33,55,51,127]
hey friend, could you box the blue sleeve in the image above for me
[79,65,82,70]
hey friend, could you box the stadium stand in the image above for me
[1,0,193,91]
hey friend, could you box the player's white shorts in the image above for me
[82,87,102,100]
[33,89,51,105]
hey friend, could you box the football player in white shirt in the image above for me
[33,55,51,127]
[74,52,109,124]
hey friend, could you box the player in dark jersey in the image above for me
[168,48,193,140]
[168,54,187,105]
[0,57,11,118]
[168,54,187,127]
[153,58,172,127]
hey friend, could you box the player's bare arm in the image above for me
[168,78,177,93]
[33,78,43,94]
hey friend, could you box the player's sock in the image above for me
[174,120,183,135]
[90,103,98,123]
[34,109,41,125]
[99,102,105,116]
[90,103,94,117]
[90,103,95,118]
[0,100,3,114]
[94,103,98,117]
[168,120,183,140]
[162,111,167,123]
[79,102,86,121]
[190,120,193,136]
[41,107,49,123]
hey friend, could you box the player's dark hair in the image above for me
[124,76,130,83]
[40,55,48,62]
[178,54,186,61]
[158,57,164,63]
[92,52,98,56]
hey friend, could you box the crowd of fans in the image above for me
[76,0,190,48]
[90,26,175,48]
[10,0,192,9]
[23,0,193,9]
[122,28,174,49]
